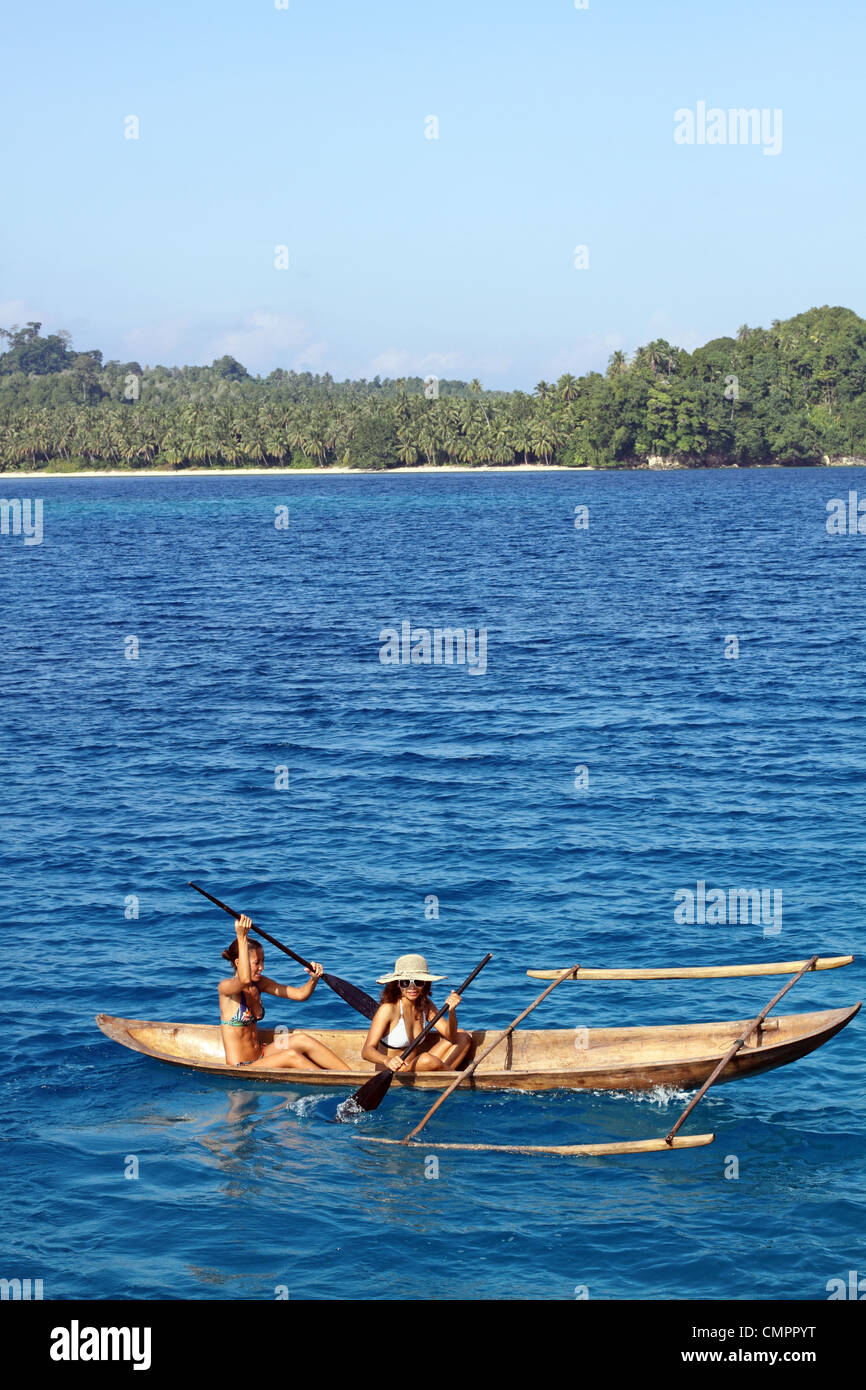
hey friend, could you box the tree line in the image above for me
[2,306,865,470]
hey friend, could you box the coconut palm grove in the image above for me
[2,304,865,471]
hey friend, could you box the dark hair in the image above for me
[379,980,433,1007]
[222,938,264,965]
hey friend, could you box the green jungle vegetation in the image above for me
[1,306,865,471]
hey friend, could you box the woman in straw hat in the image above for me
[361,953,472,1073]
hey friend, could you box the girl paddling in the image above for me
[219,915,347,1070]
[361,953,472,1073]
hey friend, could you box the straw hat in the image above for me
[376,953,446,984]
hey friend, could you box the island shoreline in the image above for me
[4,461,864,480]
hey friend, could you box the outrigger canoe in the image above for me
[95,1002,860,1092]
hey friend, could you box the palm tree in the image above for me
[396,433,419,466]
[468,378,490,429]
[529,414,561,465]
[417,420,440,466]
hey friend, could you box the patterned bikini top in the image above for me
[223,990,265,1028]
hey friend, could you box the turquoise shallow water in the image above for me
[2,466,864,1300]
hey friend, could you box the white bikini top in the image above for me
[383,1001,421,1049]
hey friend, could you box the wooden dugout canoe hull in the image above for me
[527,956,854,982]
[95,1002,860,1092]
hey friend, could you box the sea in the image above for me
[2,465,864,1301]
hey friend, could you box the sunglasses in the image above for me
[398,979,426,989]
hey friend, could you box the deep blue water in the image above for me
[2,466,864,1301]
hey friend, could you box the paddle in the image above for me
[188,880,379,1021]
[340,952,493,1117]
[400,962,580,1142]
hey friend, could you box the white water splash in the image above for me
[335,1097,365,1123]
[603,1085,693,1106]
[287,1093,331,1118]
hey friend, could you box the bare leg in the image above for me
[257,1032,347,1071]
[395,1040,438,1073]
[414,1031,472,1072]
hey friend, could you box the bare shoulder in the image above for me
[369,1001,396,1032]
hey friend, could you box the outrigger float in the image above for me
[96,952,859,1159]
[526,955,854,982]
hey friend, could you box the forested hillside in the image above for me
[2,306,865,470]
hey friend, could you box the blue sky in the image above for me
[2,0,864,388]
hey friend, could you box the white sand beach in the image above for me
[7,463,597,479]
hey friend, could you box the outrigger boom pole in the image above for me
[664,953,820,1145]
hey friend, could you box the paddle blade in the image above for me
[322,973,379,1021]
[348,1068,394,1115]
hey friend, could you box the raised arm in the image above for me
[260,960,323,1002]
[218,914,254,999]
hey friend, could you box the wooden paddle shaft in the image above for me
[665,953,820,1144]
[403,962,581,1142]
[188,881,315,971]
[396,954,493,1065]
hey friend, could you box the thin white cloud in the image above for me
[366,348,461,378]
[645,312,709,352]
[543,320,713,383]
[470,354,516,381]
[121,318,193,362]
[544,331,627,380]
[207,312,327,374]
[0,300,46,329]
